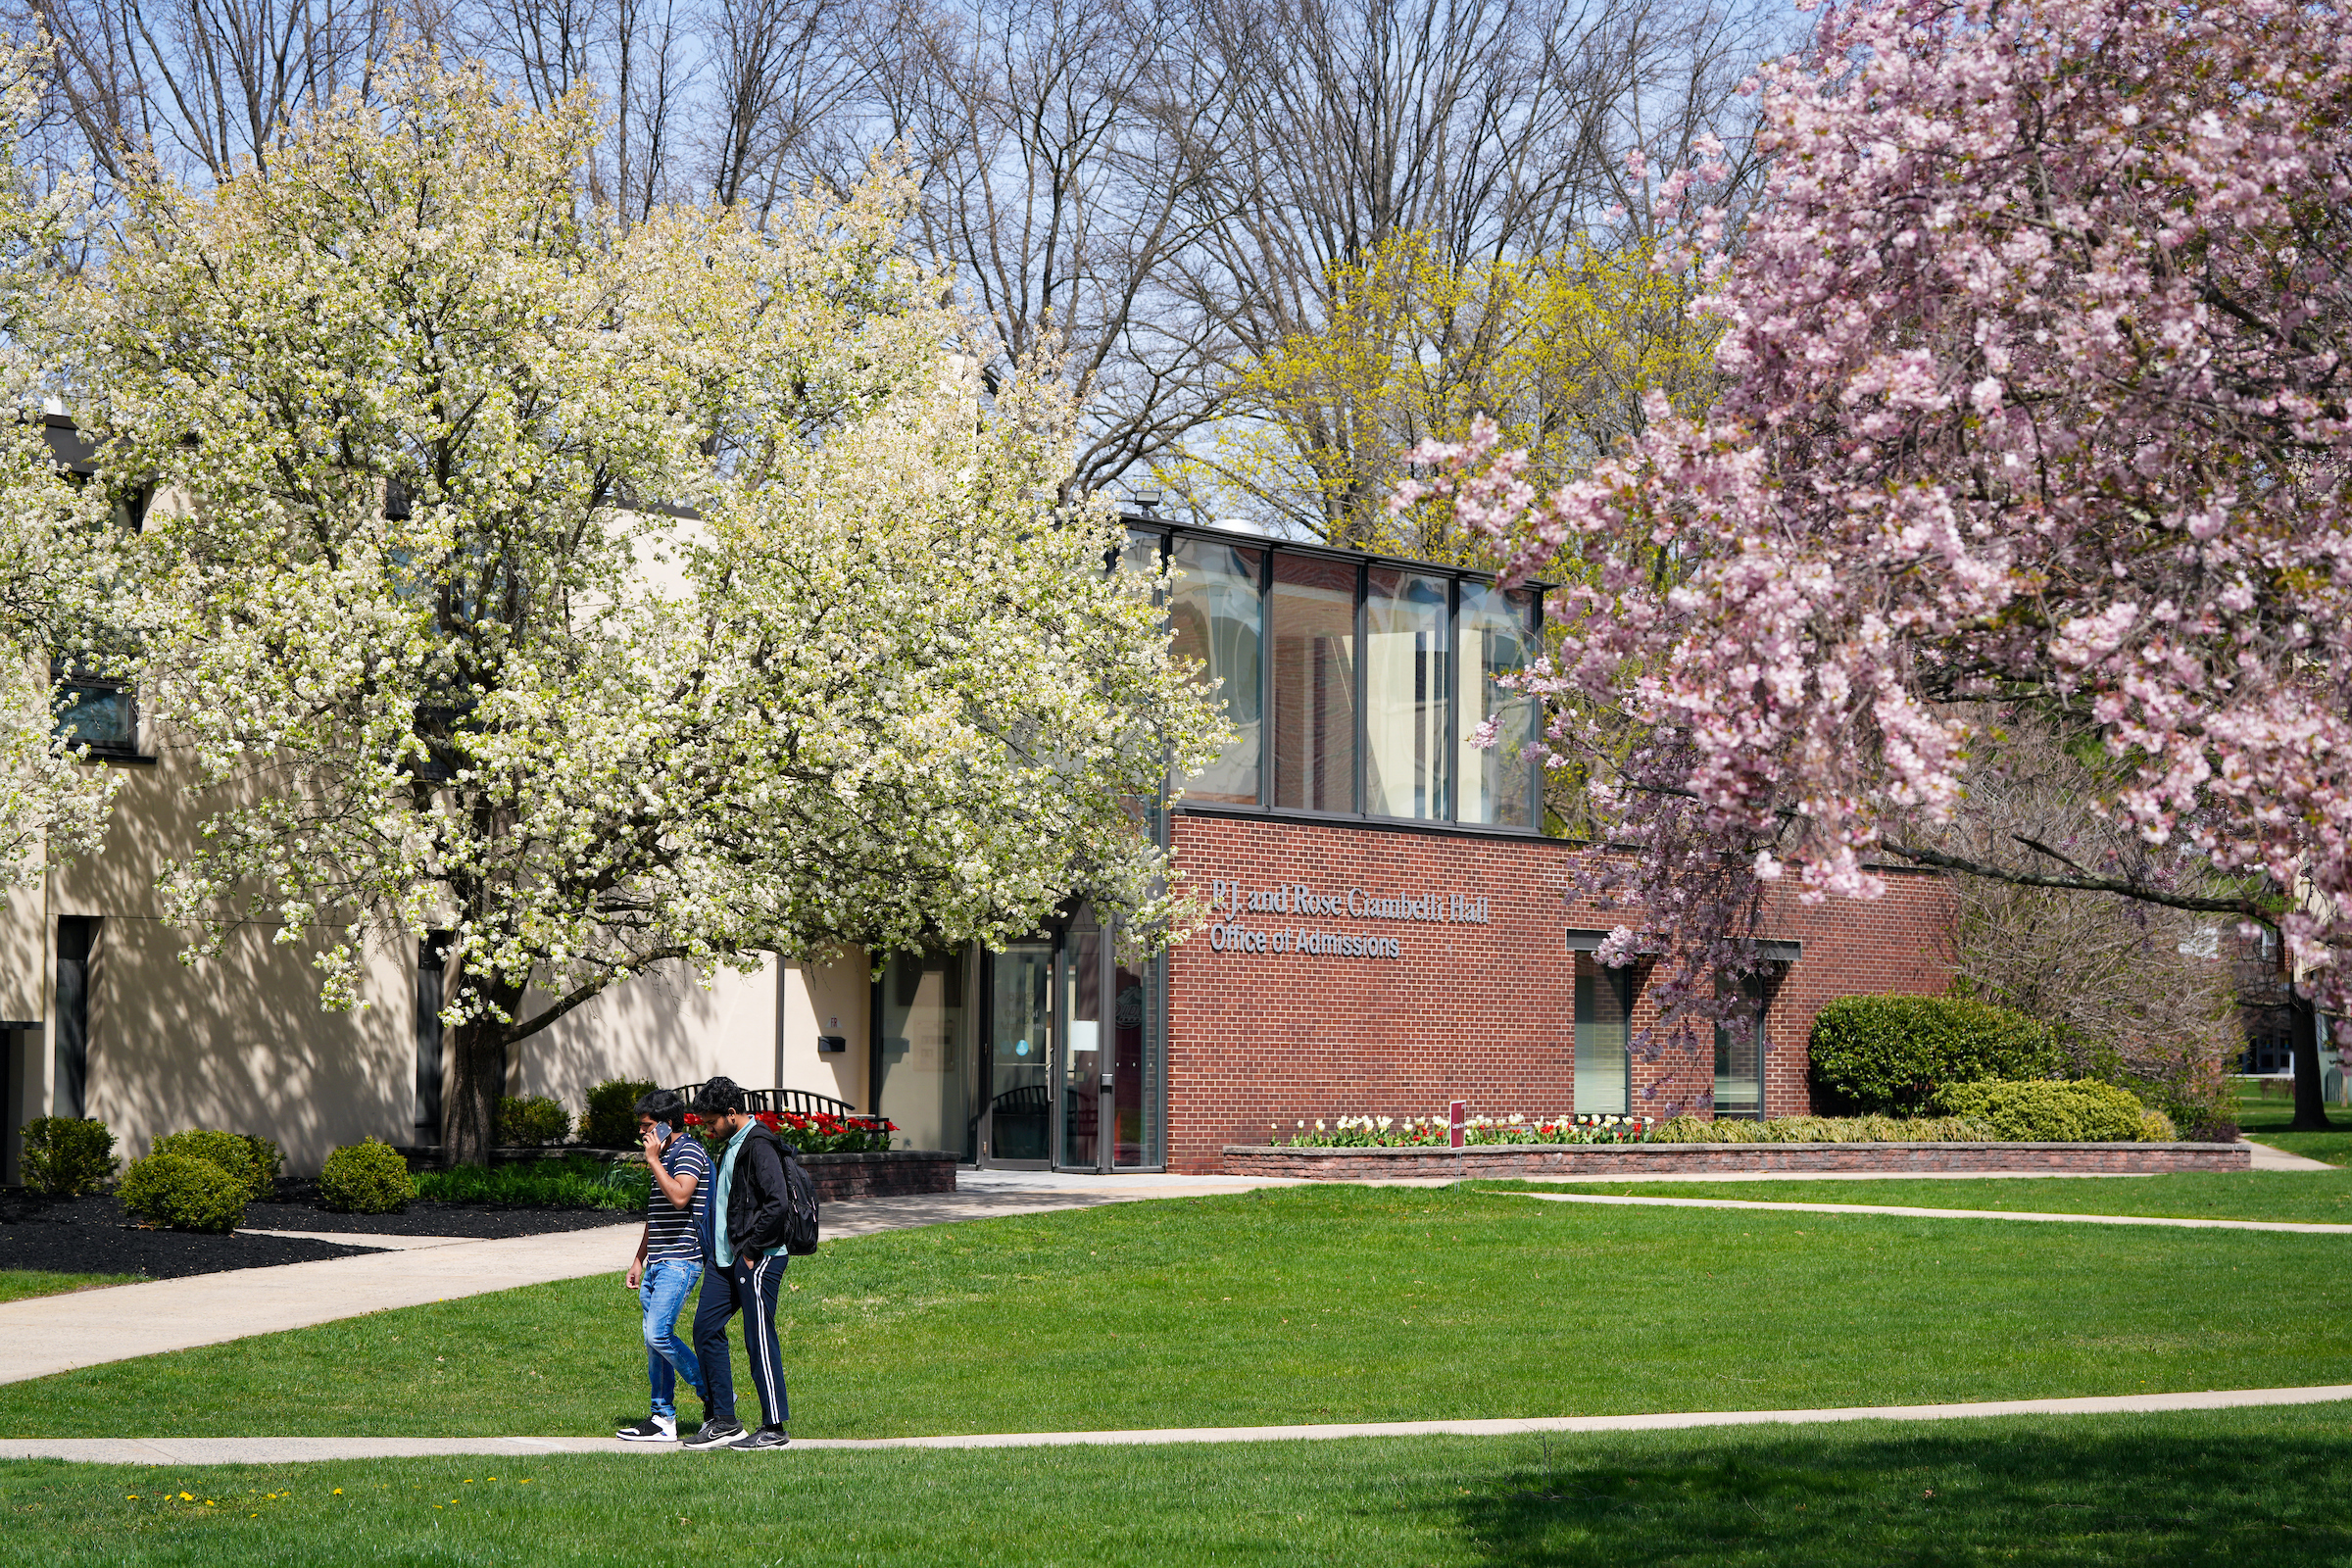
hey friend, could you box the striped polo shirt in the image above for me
[645,1136,713,1260]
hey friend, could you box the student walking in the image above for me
[616,1089,711,1444]
[682,1077,794,1451]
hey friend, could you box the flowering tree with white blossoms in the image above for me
[0,38,124,885]
[74,58,1226,1164]
[1397,0,2352,1124]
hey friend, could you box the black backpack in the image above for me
[779,1151,821,1256]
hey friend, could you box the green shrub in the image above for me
[1643,1113,1997,1144]
[416,1153,645,1210]
[149,1129,280,1202]
[1648,1115,1715,1144]
[1809,995,2064,1113]
[19,1116,118,1196]
[579,1078,658,1148]
[497,1095,570,1148]
[240,1132,286,1192]
[1930,1079,2155,1142]
[119,1152,247,1233]
[318,1138,418,1213]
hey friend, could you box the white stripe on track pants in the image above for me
[692,1250,788,1429]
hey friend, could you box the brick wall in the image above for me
[1163,812,1956,1173]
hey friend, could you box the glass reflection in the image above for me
[1272,554,1358,812]
[1365,569,1449,818]
[1574,954,1630,1115]
[1167,537,1263,805]
[1061,916,1103,1168]
[1456,584,1537,826]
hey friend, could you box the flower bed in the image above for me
[1274,1114,1652,1147]
[682,1109,897,1153]
[1224,1140,2252,1178]
[1274,1108,2185,1149]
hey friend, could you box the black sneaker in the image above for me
[615,1416,676,1444]
[731,1425,790,1450]
[681,1419,746,1450]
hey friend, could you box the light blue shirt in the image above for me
[711,1120,756,1267]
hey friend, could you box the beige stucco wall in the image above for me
[5,699,880,1174]
[82,913,412,1175]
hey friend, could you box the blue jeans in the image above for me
[639,1256,705,1419]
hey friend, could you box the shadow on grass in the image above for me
[1433,1420,2352,1567]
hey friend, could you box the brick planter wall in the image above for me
[1220,1141,2253,1178]
[1165,812,1959,1173]
[798,1151,958,1200]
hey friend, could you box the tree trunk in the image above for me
[2288,985,2334,1133]
[443,1013,510,1168]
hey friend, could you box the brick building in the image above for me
[9,493,1956,1177]
[886,519,1958,1176]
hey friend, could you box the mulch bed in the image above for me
[0,1193,387,1282]
[1,1185,637,1285]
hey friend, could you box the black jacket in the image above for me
[709,1123,791,1262]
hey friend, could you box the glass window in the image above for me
[51,662,137,752]
[1271,553,1358,812]
[1456,584,1538,826]
[1364,569,1450,819]
[1167,537,1263,805]
[1574,954,1630,1116]
[1713,974,1766,1119]
[877,950,973,1160]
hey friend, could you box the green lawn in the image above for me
[0,1185,2347,1441]
[1485,1169,2352,1223]
[5,1403,2351,1565]
[2231,1079,2352,1166]
[0,1270,141,1304]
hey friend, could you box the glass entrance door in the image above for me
[1060,920,1104,1169]
[984,944,1054,1166]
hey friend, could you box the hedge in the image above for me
[1932,1079,2175,1142]
[1648,1113,1995,1144]
[318,1138,418,1213]
[19,1116,119,1197]
[496,1094,571,1147]
[150,1129,283,1202]
[579,1078,658,1148]
[120,1151,247,1233]
[1808,995,2063,1113]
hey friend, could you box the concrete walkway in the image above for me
[2246,1140,2341,1171]
[4,1384,2348,1465]
[1509,1190,2352,1233]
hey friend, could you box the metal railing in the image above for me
[669,1082,860,1119]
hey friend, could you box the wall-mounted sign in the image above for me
[1207,879,1491,924]
[1200,876,1496,961]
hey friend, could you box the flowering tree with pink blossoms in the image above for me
[1398,0,2352,1126]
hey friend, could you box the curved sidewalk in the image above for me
[4,1385,2349,1465]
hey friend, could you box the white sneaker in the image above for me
[616,1415,677,1443]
